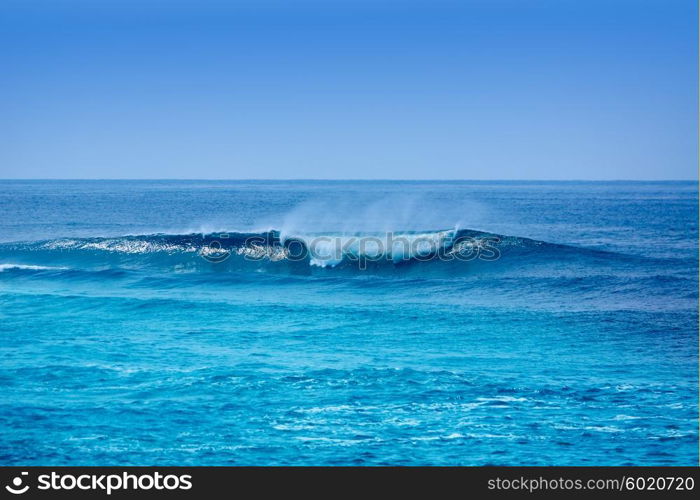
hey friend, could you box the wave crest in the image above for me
[0,228,609,275]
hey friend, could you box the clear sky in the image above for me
[0,0,696,179]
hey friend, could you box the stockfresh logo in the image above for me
[4,471,193,496]
[5,472,29,495]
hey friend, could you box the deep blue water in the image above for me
[0,180,697,465]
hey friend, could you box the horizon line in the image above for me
[0,178,697,182]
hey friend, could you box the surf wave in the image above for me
[0,228,617,275]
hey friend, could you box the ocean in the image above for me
[0,180,697,465]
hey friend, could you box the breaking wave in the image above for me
[0,228,622,276]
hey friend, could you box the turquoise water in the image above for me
[0,180,697,465]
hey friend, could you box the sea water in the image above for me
[0,180,697,465]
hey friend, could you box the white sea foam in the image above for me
[39,238,199,254]
[288,229,458,267]
[0,263,67,272]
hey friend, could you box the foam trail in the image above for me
[0,263,67,272]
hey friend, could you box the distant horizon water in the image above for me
[0,178,697,182]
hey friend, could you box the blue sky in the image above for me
[0,0,696,179]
